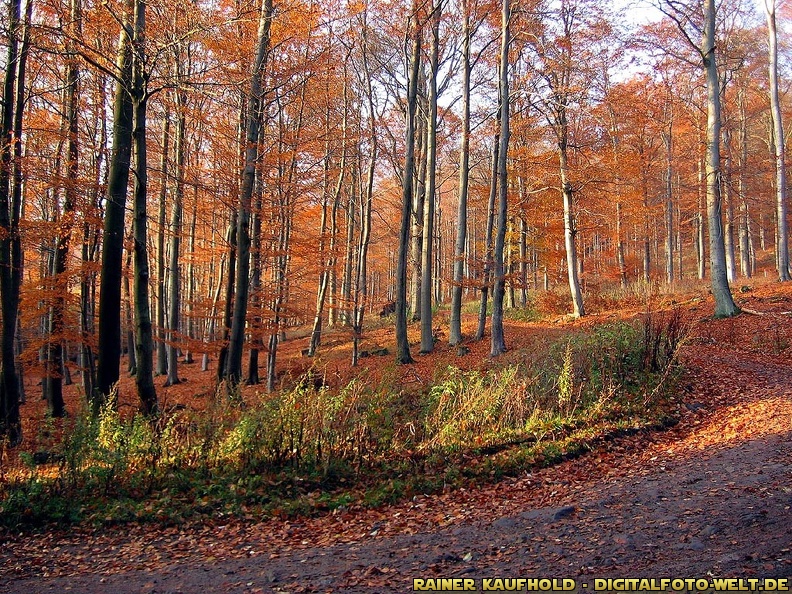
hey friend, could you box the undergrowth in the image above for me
[0,311,688,531]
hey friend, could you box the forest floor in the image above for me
[2,282,792,592]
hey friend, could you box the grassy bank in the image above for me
[0,310,687,530]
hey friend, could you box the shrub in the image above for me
[0,313,688,529]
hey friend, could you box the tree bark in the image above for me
[449,0,471,346]
[352,13,377,367]
[703,0,739,317]
[0,0,28,443]
[96,0,134,406]
[130,0,157,414]
[490,0,510,356]
[225,0,274,385]
[420,1,440,354]
[46,0,72,418]
[164,93,186,387]
[155,112,169,376]
[476,133,498,341]
[765,0,790,280]
[663,112,674,285]
[395,5,421,365]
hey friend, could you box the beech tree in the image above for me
[419,0,441,354]
[223,0,274,386]
[395,3,422,365]
[96,0,134,406]
[0,0,29,444]
[701,0,739,316]
[764,0,790,281]
[130,0,157,414]
[490,0,510,356]
[449,0,473,346]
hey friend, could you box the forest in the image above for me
[0,0,791,533]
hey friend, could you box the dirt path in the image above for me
[2,341,791,593]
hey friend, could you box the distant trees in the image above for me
[5,0,792,446]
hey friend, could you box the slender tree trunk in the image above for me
[697,149,706,279]
[738,85,751,278]
[184,185,198,365]
[164,95,186,387]
[519,216,528,306]
[766,0,790,280]
[216,212,237,386]
[225,0,274,385]
[130,0,157,414]
[722,125,737,282]
[352,15,377,367]
[409,111,427,321]
[491,0,510,356]
[703,0,739,317]
[246,166,264,384]
[616,202,627,286]
[155,113,169,376]
[395,5,421,365]
[80,77,105,400]
[204,251,225,372]
[420,2,440,354]
[124,252,137,375]
[476,134,498,341]
[663,116,674,285]
[45,0,76,418]
[561,148,584,316]
[450,0,471,346]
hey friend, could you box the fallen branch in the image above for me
[740,307,792,316]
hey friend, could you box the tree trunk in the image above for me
[308,60,347,357]
[246,164,264,384]
[96,0,134,406]
[738,85,751,278]
[409,110,427,321]
[225,0,274,385]
[722,125,737,283]
[490,0,510,356]
[45,0,75,418]
[0,0,31,442]
[124,252,137,375]
[80,76,105,400]
[131,0,157,414]
[164,94,186,387]
[395,5,421,365]
[561,149,584,316]
[450,0,471,347]
[155,113,169,376]
[475,133,498,341]
[766,0,790,280]
[663,117,674,285]
[703,0,739,317]
[352,14,377,367]
[216,210,237,386]
[185,185,198,364]
[420,2,440,354]
[697,149,706,279]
